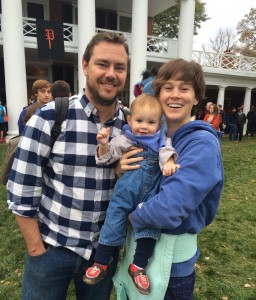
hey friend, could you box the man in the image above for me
[229,107,238,141]
[236,106,246,141]
[17,79,52,134]
[7,32,129,300]
[246,105,256,137]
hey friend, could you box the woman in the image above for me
[203,103,222,131]
[115,59,224,300]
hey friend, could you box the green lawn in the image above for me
[0,135,255,299]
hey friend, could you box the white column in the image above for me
[177,0,196,60]
[217,85,226,108]
[77,0,95,93]
[243,87,252,114]
[129,0,148,103]
[2,0,27,137]
[243,87,252,134]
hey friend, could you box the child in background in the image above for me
[83,94,180,295]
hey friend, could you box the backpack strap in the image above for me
[50,97,69,148]
[120,107,130,122]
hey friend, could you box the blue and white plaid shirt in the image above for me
[7,95,126,259]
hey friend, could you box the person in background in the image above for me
[203,103,222,131]
[0,102,43,185]
[196,101,212,121]
[236,106,246,141]
[22,102,44,126]
[4,104,8,137]
[133,68,157,97]
[120,99,130,112]
[51,80,72,99]
[28,95,36,105]
[84,94,179,295]
[7,31,130,300]
[18,80,52,134]
[224,111,230,134]
[195,107,205,120]
[217,104,226,131]
[246,105,256,137]
[229,107,238,141]
[205,101,213,114]
[0,101,6,143]
[115,58,223,300]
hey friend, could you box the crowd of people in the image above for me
[1,30,254,300]
[192,100,255,142]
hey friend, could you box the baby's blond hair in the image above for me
[130,94,162,118]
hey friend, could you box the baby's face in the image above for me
[128,105,162,136]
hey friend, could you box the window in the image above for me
[96,9,117,30]
[27,2,44,19]
[62,4,73,23]
[119,15,132,33]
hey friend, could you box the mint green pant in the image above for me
[113,226,197,300]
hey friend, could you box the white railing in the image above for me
[95,28,177,59]
[23,17,74,42]
[192,51,256,72]
[1,15,256,73]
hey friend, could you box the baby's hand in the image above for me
[97,127,110,145]
[162,161,180,176]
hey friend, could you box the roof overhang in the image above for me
[94,0,177,17]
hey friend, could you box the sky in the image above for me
[193,0,256,50]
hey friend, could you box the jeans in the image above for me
[237,124,244,141]
[164,271,196,300]
[246,121,255,136]
[22,244,118,300]
[229,124,237,141]
[99,145,161,247]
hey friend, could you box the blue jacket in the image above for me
[0,105,5,123]
[18,105,30,134]
[131,121,224,235]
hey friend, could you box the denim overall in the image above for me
[99,144,161,246]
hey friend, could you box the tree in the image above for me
[236,8,256,57]
[152,0,209,39]
[202,28,237,54]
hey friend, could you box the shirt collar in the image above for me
[81,94,120,120]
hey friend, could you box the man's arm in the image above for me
[15,215,46,256]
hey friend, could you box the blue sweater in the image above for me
[130,121,224,276]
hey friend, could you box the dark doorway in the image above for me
[52,65,74,94]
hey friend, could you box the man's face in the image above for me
[82,41,128,107]
[36,87,52,104]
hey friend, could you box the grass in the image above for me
[0,135,255,299]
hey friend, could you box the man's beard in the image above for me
[87,82,117,107]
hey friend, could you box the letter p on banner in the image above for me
[36,19,65,60]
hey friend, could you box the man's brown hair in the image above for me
[51,80,71,99]
[83,32,129,63]
[32,79,51,96]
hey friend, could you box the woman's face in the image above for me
[158,79,198,134]
[209,105,215,113]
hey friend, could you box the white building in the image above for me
[1,0,256,136]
